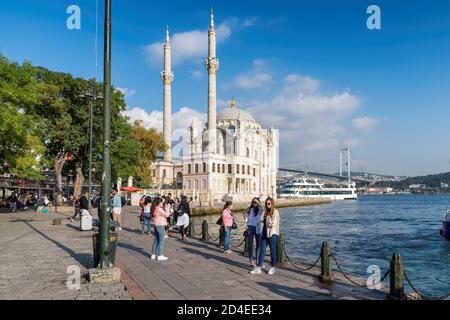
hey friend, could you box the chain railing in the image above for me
[283,247,321,271]
[330,253,390,288]
[403,271,450,300]
[186,219,449,300]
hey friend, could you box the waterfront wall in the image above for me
[190,198,331,216]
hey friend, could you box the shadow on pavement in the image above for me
[21,220,94,269]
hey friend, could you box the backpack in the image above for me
[121,196,126,207]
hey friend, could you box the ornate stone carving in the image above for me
[160,70,174,85]
[205,57,220,74]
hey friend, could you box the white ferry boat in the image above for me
[278,178,358,200]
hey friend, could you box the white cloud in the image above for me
[244,73,363,171]
[144,18,253,67]
[233,73,272,89]
[224,59,273,90]
[116,87,136,97]
[121,107,206,133]
[352,116,378,132]
[191,70,204,79]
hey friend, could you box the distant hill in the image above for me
[373,172,450,189]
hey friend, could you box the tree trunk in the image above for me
[73,161,85,199]
[54,152,67,206]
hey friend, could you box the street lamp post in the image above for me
[79,87,103,213]
[99,0,112,268]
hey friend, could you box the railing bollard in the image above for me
[243,234,249,257]
[201,220,208,241]
[219,227,224,246]
[277,233,287,267]
[319,241,333,284]
[388,253,405,300]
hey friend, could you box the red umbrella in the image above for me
[121,186,142,192]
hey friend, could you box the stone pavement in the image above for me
[0,209,131,300]
[116,207,387,300]
[0,206,387,300]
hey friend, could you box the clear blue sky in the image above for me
[1,0,450,176]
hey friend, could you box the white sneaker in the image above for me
[150,255,157,260]
[164,235,169,239]
[268,267,276,275]
[250,267,262,274]
[224,249,233,254]
[157,255,168,261]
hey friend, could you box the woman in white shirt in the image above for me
[250,197,280,275]
[243,197,263,268]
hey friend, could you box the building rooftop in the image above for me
[217,107,256,122]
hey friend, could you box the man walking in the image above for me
[8,192,18,213]
[71,191,89,222]
[111,189,122,230]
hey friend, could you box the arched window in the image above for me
[228,164,232,174]
[246,148,250,157]
[195,179,199,190]
[195,164,199,173]
[188,164,191,174]
[242,165,245,174]
[236,164,240,174]
[222,164,225,173]
[247,165,250,175]
[163,169,167,178]
[212,163,216,173]
[203,162,207,173]
[202,179,207,190]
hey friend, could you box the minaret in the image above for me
[205,10,219,154]
[161,26,174,161]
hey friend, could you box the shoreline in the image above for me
[190,198,331,217]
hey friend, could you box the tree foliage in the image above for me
[132,120,167,188]
[0,55,166,190]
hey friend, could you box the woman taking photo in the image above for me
[150,197,170,261]
[250,197,280,275]
[221,201,234,254]
[176,196,191,240]
[243,197,263,268]
[141,196,152,234]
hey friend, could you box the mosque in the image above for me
[152,11,278,204]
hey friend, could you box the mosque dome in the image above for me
[217,98,256,122]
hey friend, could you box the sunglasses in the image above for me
[265,203,272,206]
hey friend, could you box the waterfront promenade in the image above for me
[0,205,386,300]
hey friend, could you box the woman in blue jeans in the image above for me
[243,197,263,268]
[151,197,170,261]
[221,201,234,254]
[250,197,280,275]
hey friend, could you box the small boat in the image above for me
[442,210,450,240]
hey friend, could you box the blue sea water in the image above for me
[280,195,450,298]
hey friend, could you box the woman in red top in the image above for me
[221,201,234,254]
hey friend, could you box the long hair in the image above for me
[223,201,232,211]
[248,197,261,216]
[150,197,163,216]
[264,197,275,219]
[180,196,189,207]
[144,196,152,206]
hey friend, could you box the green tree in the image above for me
[0,56,46,179]
[132,120,167,188]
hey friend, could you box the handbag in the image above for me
[216,216,223,225]
[243,228,249,237]
[232,220,238,229]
